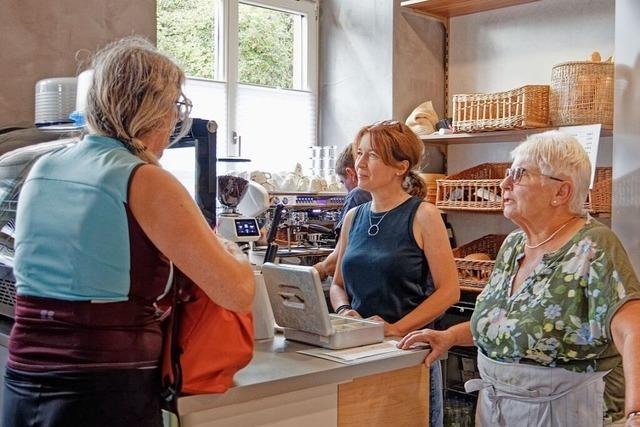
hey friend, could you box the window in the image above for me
[157,0,218,80]
[157,0,318,174]
[238,3,294,88]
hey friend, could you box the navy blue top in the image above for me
[335,187,371,238]
[341,196,435,324]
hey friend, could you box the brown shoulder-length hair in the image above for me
[352,120,426,199]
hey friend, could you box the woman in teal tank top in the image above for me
[3,37,255,427]
[330,120,460,427]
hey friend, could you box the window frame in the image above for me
[218,0,318,155]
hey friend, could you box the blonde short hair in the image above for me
[86,36,185,165]
[511,131,591,215]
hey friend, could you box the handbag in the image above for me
[160,267,254,414]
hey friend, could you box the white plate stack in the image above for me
[35,77,77,126]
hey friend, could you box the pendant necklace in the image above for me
[368,208,391,236]
[525,217,577,249]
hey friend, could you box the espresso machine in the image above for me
[249,191,346,266]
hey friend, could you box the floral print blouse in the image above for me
[471,217,640,374]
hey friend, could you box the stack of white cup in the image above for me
[34,77,77,126]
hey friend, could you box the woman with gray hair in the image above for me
[399,131,640,426]
[2,37,254,426]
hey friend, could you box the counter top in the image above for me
[178,334,428,416]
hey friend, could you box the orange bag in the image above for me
[161,269,254,411]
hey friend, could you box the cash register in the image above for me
[262,262,383,349]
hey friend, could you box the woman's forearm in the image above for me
[621,332,640,416]
[329,283,350,310]
[611,301,640,418]
[448,321,475,347]
[392,285,459,336]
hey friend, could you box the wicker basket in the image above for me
[436,163,509,211]
[452,234,508,290]
[452,85,550,132]
[419,173,446,204]
[586,167,612,216]
[550,59,614,129]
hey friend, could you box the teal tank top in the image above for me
[14,135,145,301]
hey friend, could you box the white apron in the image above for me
[465,351,609,427]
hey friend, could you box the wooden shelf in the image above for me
[421,126,613,145]
[401,0,540,18]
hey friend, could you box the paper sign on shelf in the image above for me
[558,124,602,189]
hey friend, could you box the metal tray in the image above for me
[262,263,383,349]
[283,314,383,349]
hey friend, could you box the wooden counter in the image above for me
[175,335,430,427]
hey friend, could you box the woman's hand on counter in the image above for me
[396,329,455,366]
[341,309,362,318]
[367,315,401,337]
[218,235,249,261]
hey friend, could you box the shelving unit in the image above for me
[401,0,540,18]
[421,126,613,145]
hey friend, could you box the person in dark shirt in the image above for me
[313,143,370,280]
[330,120,459,427]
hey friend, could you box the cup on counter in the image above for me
[270,172,284,188]
[250,170,272,184]
[297,176,310,191]
[281,173,299,191]
[308,176,327,193]
[261,181,276,192]
[328,182,343,192]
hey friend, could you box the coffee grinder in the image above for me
[216,175,268,243]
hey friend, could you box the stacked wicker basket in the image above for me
[452,235,507,291]
[419,173,446,204]
[452,86,550,133]
[587,167,612,217]
[550,53,614,129]
[435,163,508,212]
[436,163,611,290]
[450,53,613,133]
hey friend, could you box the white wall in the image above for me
[319,0,446,161]
[319,0,394,152]
[0,0,156,126]
[613,0,640,272]
[448,0,614,105]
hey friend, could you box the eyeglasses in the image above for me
[368,120,402,131]
[504,167,564,184]
[175,95,193,122]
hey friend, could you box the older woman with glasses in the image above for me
[330,120,460,427]
[2,37,254,427]
[399,131,640,427]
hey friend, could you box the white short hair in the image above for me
[511,131,591,215]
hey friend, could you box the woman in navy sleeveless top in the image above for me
[330,120,459,427]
